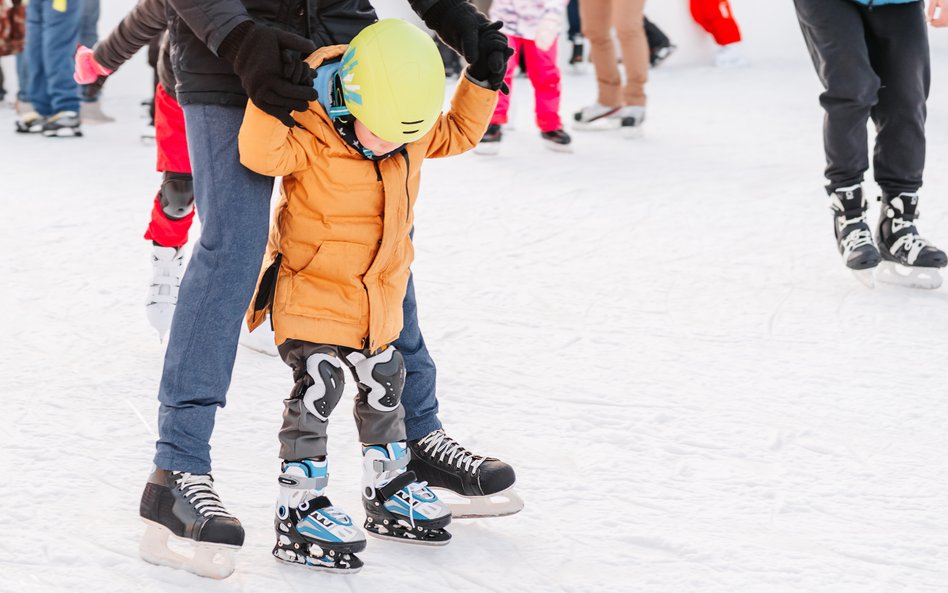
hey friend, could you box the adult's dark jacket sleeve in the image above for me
[165,0,250,55]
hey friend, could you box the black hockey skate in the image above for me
[408,429,522,519]
[541,129,573,153]
[139,469,244,579]
[876,192,947,289]
[274,459,366,573]
[830,185,881,287]
[362,443,452,545]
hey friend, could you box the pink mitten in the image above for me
[74,45,112,84]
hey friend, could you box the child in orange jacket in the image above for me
[237,20,500,571]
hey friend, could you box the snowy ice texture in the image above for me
[3,2,948,592]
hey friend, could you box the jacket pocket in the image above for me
[285,241,375,323]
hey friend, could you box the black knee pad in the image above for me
[367,348,405,412]
[297,353,346,422]
[159,171,195,220]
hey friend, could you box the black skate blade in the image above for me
[273,548,364,574]
[363,518,452,546]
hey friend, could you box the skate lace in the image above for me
[174,473,235,518]
[417,430,485,475]
[837,209,874,255]
[889,220,931,265]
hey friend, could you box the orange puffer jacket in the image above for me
[240,46,498,352]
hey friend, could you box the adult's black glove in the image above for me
[421,0,488,64]
[467,21,514,94]
[219,21,318,127]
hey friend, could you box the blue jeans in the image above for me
[16,53,29,102]
[26,0,82,115]
[154,104,442,474]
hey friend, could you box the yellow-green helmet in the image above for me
[339,19,446,144]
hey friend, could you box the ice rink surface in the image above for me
[3,5,948,593]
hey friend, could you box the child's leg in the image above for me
[690,0,742,46]
[864,4,929,196]
[794,0,876,193]
[277,340,349,461]
[273,339,366,571]
[146,84,195,248]
[581,0,622,108]
[612,0,649,108]
[490,36,523,127]
[522,38,563,133]
[347,346,452,544]
[24,1,50,115]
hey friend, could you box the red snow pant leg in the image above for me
[690,0,742,46]
[145,83,194,249]
[491,36,564,133]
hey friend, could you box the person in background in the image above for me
[77,0,114,122]
[794,0,947,289]
[645,16,675,67]
[479,0,572,153]
[573,0,648,134]
[0,0,26,105]
[567,2,673,69]
[690,0,746,67]
[15,0,82,136]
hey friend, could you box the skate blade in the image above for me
[850,268,876,289]
[434,486,524,519]
[876,261,944,289]
[364,527,452,546]
[572,118,621,132]
[474,142,501,156]
[542,140,574,154]
[273,549,363,574]
[42,128,83,138]
[140,519,239,579]
[146,302,175,340]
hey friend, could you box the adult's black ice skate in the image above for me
[362,443,452,545]
[830,184,881,287]
[876,192,947,289]
[139,469,244,579]
[408,429,522,519]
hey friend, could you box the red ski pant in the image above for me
[145,83,194,249]
[690,0,742,46]
[491,35,563,133]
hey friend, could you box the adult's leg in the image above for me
[613,0,648,107]
[40,0,81,114]
[490,36,522,127]
[16,51,30,102]
[154,103,273,474]
[864,3,929,196]
[391,272,441,442]
[794,0,877,193]
[581,0,622,108]
[25,0,50,115]
[522,37,563,133]
[78,0,99,48]
[567,0,581,39]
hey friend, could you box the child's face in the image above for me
[354,119,402,156]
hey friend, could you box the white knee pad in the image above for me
[347,348,405,413]
[301,353,347,421]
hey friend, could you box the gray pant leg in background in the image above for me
[794,0,928,195]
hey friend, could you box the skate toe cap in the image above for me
[200,516,245,546]
[477,460,516,494]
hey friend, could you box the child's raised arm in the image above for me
[239,101,322,176]
[424,75,499,159]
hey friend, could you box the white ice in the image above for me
[2,2,948,593]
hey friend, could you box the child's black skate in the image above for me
[139,469,244,579]
[274,459,366,573]
[650,44,676,68]
[362,443,452,545]
[408,429,523,519]
[876,192,947,289]
[41,110,82,137]
[569,34,585,67]
[830,185,881,287]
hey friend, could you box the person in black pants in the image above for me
[795,0,947,288]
